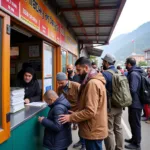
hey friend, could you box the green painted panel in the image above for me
[0,107,49,150]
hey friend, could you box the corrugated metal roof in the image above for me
[75,0,94,8]
[99,27,112,34]
[56,0,71,8]
[63,12,79,25]
[79,11,95,25]
[100,0,120,6]
[99,10,118,24]
[85,27,96,34]
[55,0,126,54]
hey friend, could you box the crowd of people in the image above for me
[36,54,150,150]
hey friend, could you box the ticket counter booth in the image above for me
[0,0,78,149]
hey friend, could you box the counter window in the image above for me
[0,17,2,128]
[62,50,67,73]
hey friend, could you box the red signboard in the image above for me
[40,23,48,36]
[1,0,19,17]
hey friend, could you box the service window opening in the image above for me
[10,24,43,113]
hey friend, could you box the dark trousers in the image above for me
[85,139,103,150]
[128,108,142,145]
[78,131,85,146]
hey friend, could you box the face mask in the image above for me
[67,70,73,75]
[79,72,87,81]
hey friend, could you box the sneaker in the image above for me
[73,141,82,148]
[125,143,141,150]
[141,117,148,121]
[125,138,133,143]
[145,120,150,124]
[80,145,86,150]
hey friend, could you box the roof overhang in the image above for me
[86,47,103,57]
[55,0,126,45]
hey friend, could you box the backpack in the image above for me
[107,70,132,108]
[139,72,150,104]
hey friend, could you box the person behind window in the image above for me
[16,67,41,104]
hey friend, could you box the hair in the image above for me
[92,62,96,66]
[44,90,58,99]
[126,57,136,66]
[75,57,92,67]
[117,66,121,70]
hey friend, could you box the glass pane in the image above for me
[73,56,77,66]
[68,53,73,65]
[43,43,53,92]
[0,17,2,128]
[62,51,66,73]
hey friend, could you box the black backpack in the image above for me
[140,72,150,104]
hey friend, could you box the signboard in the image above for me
[0,0,78,55]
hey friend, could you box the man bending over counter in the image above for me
[16,67,41,104]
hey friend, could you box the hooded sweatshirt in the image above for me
[127,66,144,109]
[16,67,41,102]
[70,72,108,140]
[42,94,72,150]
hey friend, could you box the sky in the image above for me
[110,0,150,40]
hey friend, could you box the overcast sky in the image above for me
[110,0,150,40]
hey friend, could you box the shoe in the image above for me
[73,124,78,130]
[73,141,82,148]
[141,117,148,121]
[80,145,86,150]
[125,143,141,150]
[145,120,150,124]
[125,138,133,143]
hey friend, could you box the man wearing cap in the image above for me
[102,54,123,150]
[56,72,80,113]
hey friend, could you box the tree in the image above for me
[89,55,98,65]
[138,61,148,67]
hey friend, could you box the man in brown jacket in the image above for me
[59,57,108,150]
[56,72,80,112]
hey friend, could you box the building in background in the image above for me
[129,52,145,64]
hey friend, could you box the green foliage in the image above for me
[89,56,98,65]
[138,61,148,66]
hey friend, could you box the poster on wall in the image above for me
[29,45,40,58]
[29,60,41,72]
[44,78,52,93]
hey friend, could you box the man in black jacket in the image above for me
[125,57,143,150]
[67,64,81,83]
[38,90,72,150]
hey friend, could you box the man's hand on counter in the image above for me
[38,116,45,123]
[24,98,30,104]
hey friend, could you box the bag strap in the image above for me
[107,69,121,75]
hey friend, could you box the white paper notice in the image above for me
[26,102,46,107]
[43,43,53,78]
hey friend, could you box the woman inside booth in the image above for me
[16,67,41,104]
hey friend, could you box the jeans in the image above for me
[84,139,103,150]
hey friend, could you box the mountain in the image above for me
[101,21,150,61]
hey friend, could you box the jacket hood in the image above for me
[129,66,144,74]
[90,73,106,85]
[50,94,71,109]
